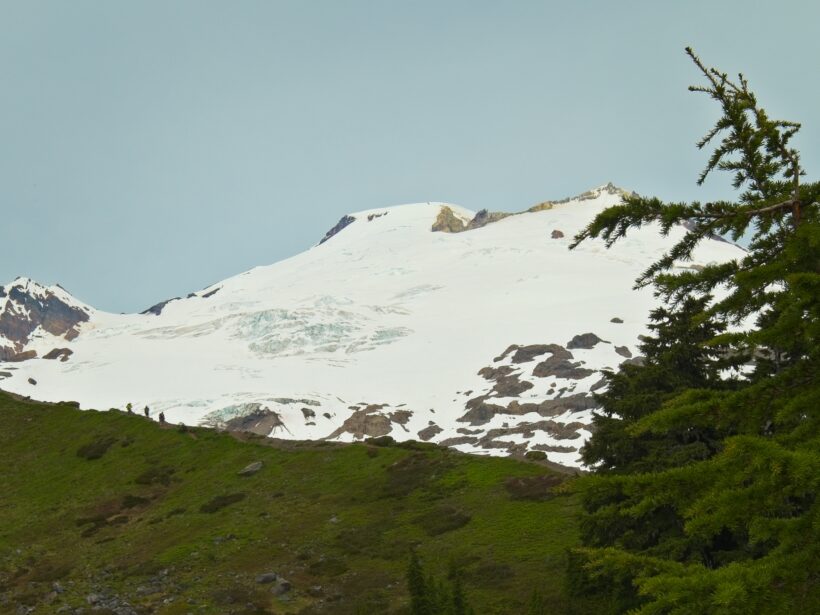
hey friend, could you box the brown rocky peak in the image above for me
[0,277,90,361]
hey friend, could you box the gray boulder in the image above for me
[238,461,263,477]
[271,578,292,596]
[256,572,278,584]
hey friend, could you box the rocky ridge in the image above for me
[0,278,91,363]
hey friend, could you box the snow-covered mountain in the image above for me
[0,185,745,467]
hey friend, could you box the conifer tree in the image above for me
[580,295,732,475]
[568,48,820,613]
[408,551,432,615]
[450,572,469,615]
[406,553,474,614]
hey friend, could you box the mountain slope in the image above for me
[0,390,591,615]
[0,185,746,467]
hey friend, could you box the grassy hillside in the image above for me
[0,391,590,614]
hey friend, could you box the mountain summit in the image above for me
[0,277,91,362]
[0,186,743,467]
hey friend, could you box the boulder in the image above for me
[567,332,606,349]
[43,347,73,362]
[532,354,594,380]
[271,578,292,596]
[256,572,278,584]
[238,461,263,477]
[614,345,632,358]
[417,424,443,441]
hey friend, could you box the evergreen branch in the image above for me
[684,47,804,206]
[690,197,805,220]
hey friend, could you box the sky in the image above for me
[2,1,819,313]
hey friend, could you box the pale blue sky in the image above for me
[2,1,818,312]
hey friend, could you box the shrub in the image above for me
[383,453,450,498]
[503,474,563,501]
[308,557,349,577]
[121,494,150,509]
[415,506,471,536]
[76,436,117,460]
[134,465,175,486]
[200,493,246,513]
[366,435,395,447]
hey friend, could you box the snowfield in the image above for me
[0,185,745,467]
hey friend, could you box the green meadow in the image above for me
[0,391,595,614]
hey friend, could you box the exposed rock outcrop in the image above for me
[301,407,316,421]
[459,391,598,427]
[566,332,606,349]
[439,435,479,447]
[432,206,513,233]
[458,396,507,426]
[431,206,466,233]
[0,348,37,362]
[532,347,595,380]
[0,280,90,351]
[444,338,612,461]
[492,374,534,397]
[141,297,179,316]
[477,365,534,397]
[432,184,633,235]
[494,344,556,363]
[319,215,356,244]
[478,365,515,380]
[222,405,289,437]
[621,356,646,367]
[466,209,513,230]
[614,345,632,358]
[327,404,410,440]
[417,424,443,441]
[389,410,413,427]
[589,376,608,392]
[471,420,587,455]
[509,344,554,363]
[528,201,555,213]
[43,347,73,362]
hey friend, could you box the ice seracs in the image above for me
[0,185,745,468]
